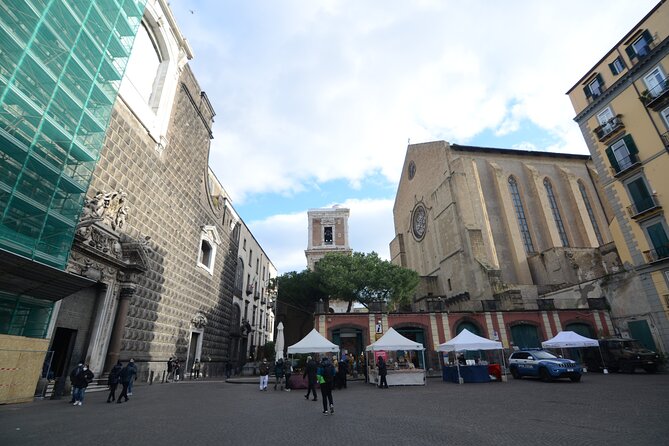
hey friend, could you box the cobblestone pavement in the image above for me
[1,373,668,446]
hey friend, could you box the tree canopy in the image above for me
[277,251,419,313]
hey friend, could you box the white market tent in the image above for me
[287,329,340,354]
[365,327,426,386]
[437,329,505,384]
[541,331,599,348]
[366,327,424,351]
[542,330,607,373]
[438,329,503,352]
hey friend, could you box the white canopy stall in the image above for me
[366,328,426,386]
[287,329,340,354]
[438,329,505,384]
[541,331,606,373]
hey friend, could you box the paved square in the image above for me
[1,373,668,445]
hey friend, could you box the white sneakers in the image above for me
[72,401,82,406]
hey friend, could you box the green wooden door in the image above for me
[627,320,657,351]
[511,324,540,349]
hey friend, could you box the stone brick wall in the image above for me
[86,65,237,378]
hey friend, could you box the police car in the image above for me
[508,350,582,382]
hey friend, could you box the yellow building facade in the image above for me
[567,0,669,352]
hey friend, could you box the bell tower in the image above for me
[305,206,352,270]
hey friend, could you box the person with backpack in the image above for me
[317,357,335,415]
[258,358,269,391]
[107,360,123,403]
[71,363,94,406]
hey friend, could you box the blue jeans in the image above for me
[128,378,134,394]
[72,387,86,402]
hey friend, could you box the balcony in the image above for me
[611,153,641,177]
[628,40,656,66]
[594,115,625,143]
[627,194,662,220]
[537,299,556,310]
[639,78,669,111]
[643,244,669,263]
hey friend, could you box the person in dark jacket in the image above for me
[377,356,388,389]
[69,362,83,403]
[126,358,138,395]
[107,360,123,403]
[117,359,137,403]
[318,357,335,415]
[71,363,94,406]
[303,356,318,401]
[274,358,285,391]
[337,356,348,390]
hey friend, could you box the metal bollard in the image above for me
[150,370,154,385]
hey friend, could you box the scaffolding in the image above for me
[0,0,147,270]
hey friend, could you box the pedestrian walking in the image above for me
[117,359,137,403]
[274,358,285,390]
[192,358,201,380]
[167,357,174,382]
[106,360,123,403]
[225,361,232,379]
[303,356,318,401]
[317,357,335,415]
[337,355,348,389]
[68,362,83,403]
[284,359,292,391]
[174,358,181,381]
[377,356,388,389]
[126,358,138,395]
[71,363,94,406]
[258,359,269,391]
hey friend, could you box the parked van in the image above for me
[583,338,659,373]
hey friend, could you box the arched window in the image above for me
[508,176,535,253]
[199,240,212,268]
[123,21,163,107]
[578,180,604,245]
[543,178,569,247]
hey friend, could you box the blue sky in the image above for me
[166,0,658,274]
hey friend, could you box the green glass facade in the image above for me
[0,0,147,337]
[0,0,146,269]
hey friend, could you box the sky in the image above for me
[167,0,658,274]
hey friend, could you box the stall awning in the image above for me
[0,249,95,301]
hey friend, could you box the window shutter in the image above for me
[623,134,639,157]
[625,45,636,60]
[606,146,620,172]
[641,29,653,44]
[609,62,618,75]
[583,85,592,99]
[596,73,604,90]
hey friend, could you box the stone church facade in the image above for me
[46,1,242,388]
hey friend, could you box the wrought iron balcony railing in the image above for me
[594,115,624,143]
[643,244,669,263]
[640,77,669,111]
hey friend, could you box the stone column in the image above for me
[103,283,136,372]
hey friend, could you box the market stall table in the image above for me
[442,365,490,383]
[369,368,425,386]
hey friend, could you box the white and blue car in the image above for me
[509,350,582,382]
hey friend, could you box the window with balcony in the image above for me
[606,135,639,174]
[544,178,569,247]
[609,57,625,75]
[508,176,535,254]
[578,180,604,245]
[584,74,604,101]
[626,176,659,218]
[625,30,653,62]
[644,220,669,262]
[662,107,669,148]
[641,66,669,111]
[595,107,624,142]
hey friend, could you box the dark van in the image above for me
[584,338,659,373]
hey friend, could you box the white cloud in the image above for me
[175,0,656,203]
[247,198,395,274]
